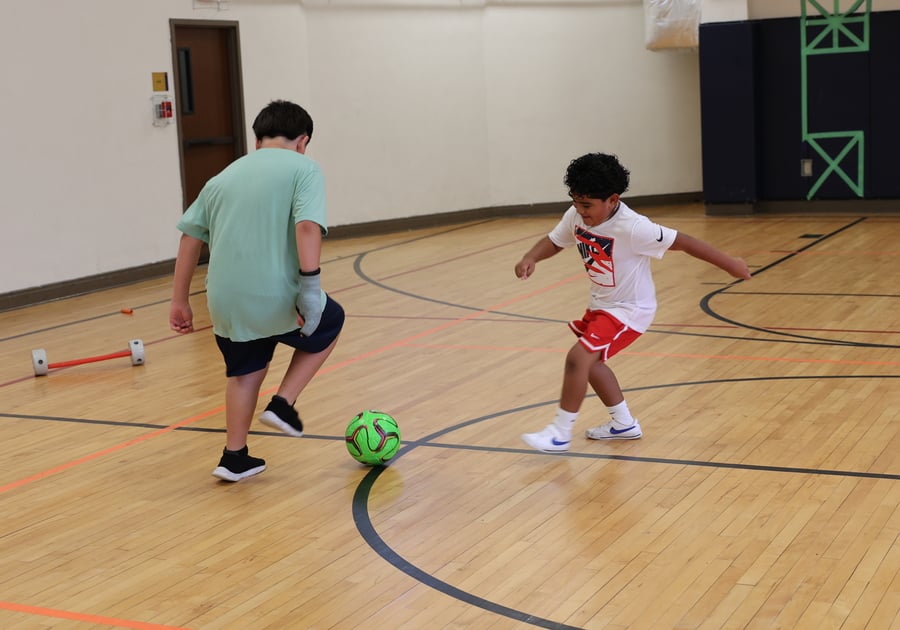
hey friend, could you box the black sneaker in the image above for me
[212,446,266,482]
[259,395,304,437]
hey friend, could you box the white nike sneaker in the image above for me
[585,420,642,440]
[521,424,572,452]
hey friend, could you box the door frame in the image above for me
[169,19,247,210]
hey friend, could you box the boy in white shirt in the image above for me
[515,153,750,452]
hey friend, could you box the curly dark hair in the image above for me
[564,153,630,199]
[252,100,314,142]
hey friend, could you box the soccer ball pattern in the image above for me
[345,410,401,466]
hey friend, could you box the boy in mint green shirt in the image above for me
[170,100,344,482]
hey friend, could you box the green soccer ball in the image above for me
[345,410,401,466]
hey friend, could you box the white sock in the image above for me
[553,408,579,434]
[607,401,635,428]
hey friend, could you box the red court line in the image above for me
[401,342,900,367]
[350,314,540,323]
[403,342,566,354]
[0,374,40,388]
[0,600,188,629]
[773,250,900,256]
[292,274,584,374]
[652,322,899,335]
[621,350,900,367]
[0,406,224,495]
[758,326,899,335]
[651,322,738,329]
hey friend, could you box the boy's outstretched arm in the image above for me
[669,232,751,280]
[515,236,563,279]
[169,233,204,333]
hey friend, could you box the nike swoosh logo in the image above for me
[551,438,570,446]
[609,425,636,435]
[655,228,664,242]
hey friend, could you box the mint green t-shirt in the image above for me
[177,148,327,342]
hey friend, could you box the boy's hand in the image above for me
[515,258,536,279]
[169,301,194,334]
[296,274,322,336]
[728,257,752,280]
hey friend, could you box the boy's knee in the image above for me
[564,345,595,372]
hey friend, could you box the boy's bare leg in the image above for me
[522,342,599,451]
[275,337,340,405]
[225,366,269,451]
[587,360,625,407]
[559,343,602,411]
[584,351,641,440]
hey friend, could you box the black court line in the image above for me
[0,291,203,343]
[6,374,900,481]
[700,217,899,349]
[0,412,327,439]
[641,328,865,346]
[411,442,900,481]
[354,215,900,348]
[0,220,496,344]
[3,374,898,627]
[353,245,561,324]
[352,469,583,630]
[347,374,900,629]
[726,290,900,299]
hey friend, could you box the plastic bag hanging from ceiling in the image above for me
[644,0,701,51]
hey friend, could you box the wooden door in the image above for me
[171,21,246,212]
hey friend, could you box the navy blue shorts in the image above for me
[215,295,345,377]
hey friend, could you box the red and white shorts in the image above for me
[569,310,641,361]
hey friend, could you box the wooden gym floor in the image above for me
[0,204,898,629]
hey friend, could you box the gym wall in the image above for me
[0,0,700,299]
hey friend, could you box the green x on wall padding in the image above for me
[800,0,871,198]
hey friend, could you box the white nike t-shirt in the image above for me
[548,201,677,332]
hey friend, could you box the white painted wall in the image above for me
[701,0,749,23]
[303,6,492,224]
[482,4,700,205]
[1,0,699,296]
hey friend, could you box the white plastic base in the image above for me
[32,348,49,376]
[129,339,145,366]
